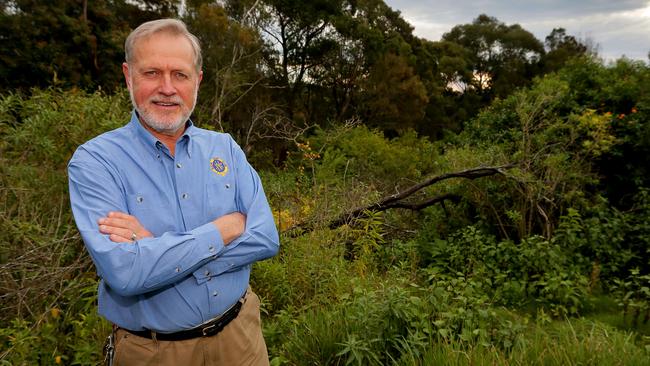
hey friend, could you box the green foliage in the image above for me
[1,89,129,319]
[0,89,128,364]
[612,268,650,328]
[395,319,649,365]
[252,228,352,315]
[418,225,590,317]
[456,69,629,239]
[0,277,110,365]
[309,126,436,192]
[361,53,429,132]
[553,191,650,288]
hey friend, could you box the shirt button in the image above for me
[181,193,188,199]
[176,163,182,168]
[208,245,215,253]
[204,270,210,276]
[212,291,218,297]
[175,267,181,273]
[225,184,231,189]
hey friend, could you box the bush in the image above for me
[0,89,129,364]
[418,225,590,317]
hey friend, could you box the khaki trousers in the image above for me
[112,290,269,366]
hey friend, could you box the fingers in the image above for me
[97,211,153,243]
[99,217,132,229]
[98,222,136,242]
[101,211,138,228]
[109,233,132,243]
[98,212,135,226]
[107,211,135,220]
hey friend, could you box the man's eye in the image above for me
[175,72,189,80]
[144,71,158,77]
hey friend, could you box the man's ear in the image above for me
[122,62,132,90]
[198,70,203,85]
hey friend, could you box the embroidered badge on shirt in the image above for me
[210,157,229,176]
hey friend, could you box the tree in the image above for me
[184,1,267,144]
[360,52,428,133]
[327,0,429,132]
[0,0,178,92]
[442,14,544,100]
[541,28,588,73]
[410,39,475,137]
[250,0,344,121]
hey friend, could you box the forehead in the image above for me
[131,32,195,69]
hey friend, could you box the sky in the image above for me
[383,0,650,62]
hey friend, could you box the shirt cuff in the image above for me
[192,221,225,258]
[191,222,226,284]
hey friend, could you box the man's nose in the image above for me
[159,74,176,95]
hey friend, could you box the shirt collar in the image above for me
[128,110,196,158]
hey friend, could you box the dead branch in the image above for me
[285,164,515,235]
[378,193,462,211]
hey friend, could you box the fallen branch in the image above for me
[284,164,515,235]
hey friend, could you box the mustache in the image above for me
[150,97,183,104]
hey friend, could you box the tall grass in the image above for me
[402,320,649,366]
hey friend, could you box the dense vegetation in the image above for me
[1,1,650,365]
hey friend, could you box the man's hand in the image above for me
[98,212,154,243]
[213,212,246,245]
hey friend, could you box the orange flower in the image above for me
[55,356,62,364]
[631,107,638,113]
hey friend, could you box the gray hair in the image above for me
[125,18,202,71]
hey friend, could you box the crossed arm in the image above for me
[98,211,246,245]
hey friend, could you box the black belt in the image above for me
[124,298,244,341]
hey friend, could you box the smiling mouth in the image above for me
[153,101,179,107]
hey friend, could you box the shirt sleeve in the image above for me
[68,148,226,297]
[192,139,280,284]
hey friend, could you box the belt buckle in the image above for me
[201,322,217,336]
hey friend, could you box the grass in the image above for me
[390,318,649,366]
[261,282,650,366]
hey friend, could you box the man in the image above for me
[68,18,279,365]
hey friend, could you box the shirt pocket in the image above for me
[126,193,174,236]
[204,180,238,219]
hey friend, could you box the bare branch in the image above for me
[285,164,516,235]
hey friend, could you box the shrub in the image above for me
[418,225,590,317]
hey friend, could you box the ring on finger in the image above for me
[131,232,137,241]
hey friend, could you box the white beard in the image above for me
[129,78,199,135]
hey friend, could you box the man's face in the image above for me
[122,32,202,136]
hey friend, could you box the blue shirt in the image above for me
[68,111,279,333]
